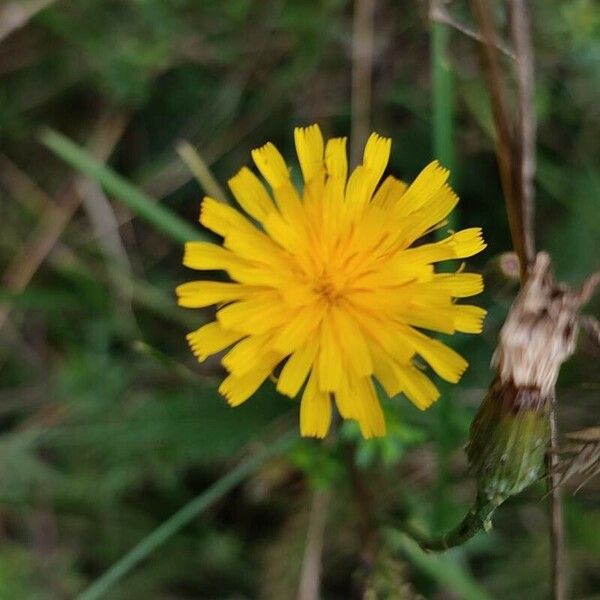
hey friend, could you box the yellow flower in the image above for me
[177,125,486,439]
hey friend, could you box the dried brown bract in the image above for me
[551,427,600,493]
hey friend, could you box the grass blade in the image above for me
[76,430,296,600]
[40,128,203,244]
[176,140,228,203]
[431,14,455,179]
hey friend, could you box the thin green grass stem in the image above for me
[176,140,229,203]
[76,431,296,600]
[431,18,459,533]
[40,128,203,244]
[432,19,455,187]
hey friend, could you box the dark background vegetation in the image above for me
[0,1,598,598]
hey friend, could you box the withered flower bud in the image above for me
[422,253,584,551]
[468,379,548,506]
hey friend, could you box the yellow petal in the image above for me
[343,305,415,363]
[217,296,290,334]
[396,160,449,216]
[228,167,275,222]
[317,175,343,245]
[300,369,332,438]
[447,228,487,258]
[330,306,373,377]
[301,164,326,218]
[272,181,305,224]
[219,353,280,406]
[362,132,392,197]
[277,340,318,397]
[251,142,290,189]
[186,321,244,362]
[402,184,459,245]
[176,281,258,308]
[398,228,486,264]
[250,144,305,223]
[294,124,324,182]
[368,342,403,397]
[271,304,324,355]
[345,165,369,216]
[318,318,343,391]
[396,302,457,334]
[351,263,434,293]
[325,137,348,181]
[222,333,276,376]
[262,210,304,254]
[314,137,347,231]
[371,175,408,209]
[201,197,290,268]
[200,195,250,237]
[394,364,440,410]
[417,273,484,298]
[353,376,386,438]
[333,374,359,420]
[279,283,318,308]
[453,304,487,333]
[183,241,253,274]
[401,326,468,383]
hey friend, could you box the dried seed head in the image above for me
[493,252,580,396]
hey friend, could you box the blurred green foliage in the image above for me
[0,0,598,598]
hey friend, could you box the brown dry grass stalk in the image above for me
[471,0,533,279]
[0,0,59,43]
[350,0,375,167]
[469,2,572,598]
[296,489,331,600]
[552,427,600,492]
[0,110,129,332]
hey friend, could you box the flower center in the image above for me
[313,272,346,304]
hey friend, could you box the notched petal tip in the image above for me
[251,142,290,189]
[299,426,329,439]
[294,124,324,183]
[454,305,487,334]
[449,228,487,259]
[294,123,321,138]
[362,132,392,187]
[358,421,387,439]
[299,371,333,438]
[425,159,450,176]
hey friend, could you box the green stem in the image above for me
[385,529,493,600]
[431,16,458,531]
[421,495,498,552]
[76,431,296,600]
[432,18,455,179]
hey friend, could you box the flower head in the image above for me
[177,125,486,438]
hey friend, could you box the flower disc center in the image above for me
[313,272,347,304]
